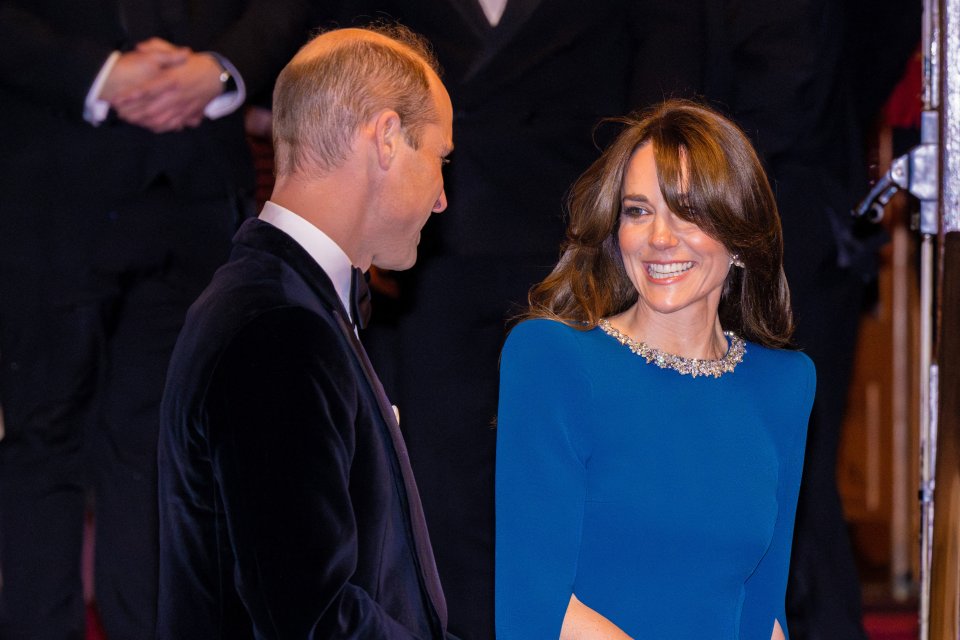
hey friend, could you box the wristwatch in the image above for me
[207,54,237,94]
[216,64,237,94]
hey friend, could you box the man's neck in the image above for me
[271,169,371,269]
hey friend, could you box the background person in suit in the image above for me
[690,2,920,637]
[0,1,312,637]
[338,2,701,636]
[157,25,454,638]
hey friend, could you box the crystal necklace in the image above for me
[597,318,746,378]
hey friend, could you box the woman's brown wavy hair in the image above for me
[527,99,794,349]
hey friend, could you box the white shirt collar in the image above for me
[477,0,508,25]
[258,201,354,319]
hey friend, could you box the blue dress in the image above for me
[495,319,814,639]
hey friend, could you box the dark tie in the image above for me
[350,267,372,330]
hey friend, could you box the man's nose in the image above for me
[433,188,448,213]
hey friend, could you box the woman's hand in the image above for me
[560,594,633,640]
[771,619,785,640]
[560,596,786,639]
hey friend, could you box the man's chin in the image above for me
[374,252,418,272]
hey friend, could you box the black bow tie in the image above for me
[350,267,372,330]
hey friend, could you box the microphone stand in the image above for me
[854,0,960,636]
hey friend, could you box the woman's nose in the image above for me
[649,215,678,249]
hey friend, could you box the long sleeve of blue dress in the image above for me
[739,353,814,638]
[496,320,593,638]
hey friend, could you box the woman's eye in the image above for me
[622,206,649,218]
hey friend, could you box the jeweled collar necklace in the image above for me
[597,318,745,378]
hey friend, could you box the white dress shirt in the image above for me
[258,201,356,325]
[477,0,508,26]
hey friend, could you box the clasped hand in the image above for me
[100,38,225,134]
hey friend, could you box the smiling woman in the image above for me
[495,100,812,640]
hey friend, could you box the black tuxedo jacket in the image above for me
[157,219,447,639]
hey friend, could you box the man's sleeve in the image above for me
[205,0,314,100]
[205,307,423,638]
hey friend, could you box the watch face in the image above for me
[217,68,236,94]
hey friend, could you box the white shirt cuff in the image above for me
[84,51,121,125]
[203,53,246,120]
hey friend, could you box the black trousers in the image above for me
[786,264,869,640]
[0,185,242,640]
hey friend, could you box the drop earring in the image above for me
[730,254,745,268]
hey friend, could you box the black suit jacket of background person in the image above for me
[0,1,314,637]
[337,2,704,638]
[685,2,919,638]
[0,0,311,271]
[158,218,448,639]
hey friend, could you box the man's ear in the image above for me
[373,109,403,170]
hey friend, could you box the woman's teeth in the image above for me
[647,261,694,279]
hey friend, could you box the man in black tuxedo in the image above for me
[0,1,311,637]
[157,25,454,638]
[338,2,700,637]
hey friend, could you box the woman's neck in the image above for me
[610,303,728,360]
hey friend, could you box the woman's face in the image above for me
[617,143,731,320]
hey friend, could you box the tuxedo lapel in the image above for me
[333,311,448,631]
[455,0,602,101]
[447,0,491,39]
[456,0,547,82]
[488,0,544,51]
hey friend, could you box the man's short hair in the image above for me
[272,24,442,177]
